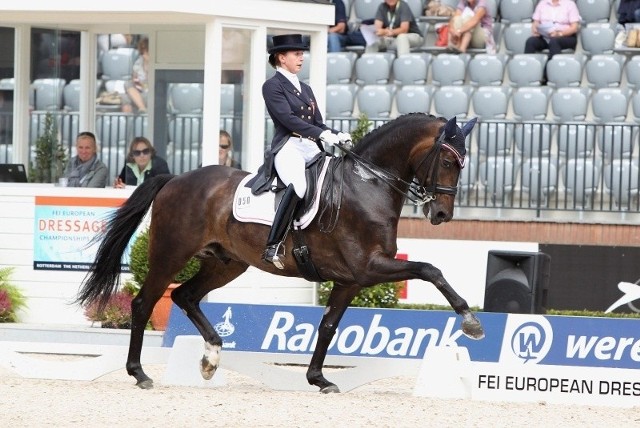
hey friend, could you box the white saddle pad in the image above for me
[232,156,332,229]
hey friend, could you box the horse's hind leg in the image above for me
[307,282,361,393]
[171,257,249,380]
[127,274,172,389]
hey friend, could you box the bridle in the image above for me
[336,129,465,206]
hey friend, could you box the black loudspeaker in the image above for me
[484,250,551,314]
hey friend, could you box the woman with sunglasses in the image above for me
[114,136,170,188]
[219,130,241,169]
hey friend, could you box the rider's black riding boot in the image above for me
[262,184,301,269]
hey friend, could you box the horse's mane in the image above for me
[352,113,443,154]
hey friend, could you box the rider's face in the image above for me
[278,50,304,75]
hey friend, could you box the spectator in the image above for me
[219,130,241,169]
[114,136,170,187]
[62,131,109,188]
[122,37,149,113]
[366,0,424,57]
[524,0,581,62]
[447,0,496,54]
[328,0,348,52]
[617,0,640,25]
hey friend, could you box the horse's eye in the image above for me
[442,158,453,168]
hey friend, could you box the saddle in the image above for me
[233,154,332,281]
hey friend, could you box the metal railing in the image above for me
[2,111,639,222]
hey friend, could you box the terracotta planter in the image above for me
[150,283,179,331]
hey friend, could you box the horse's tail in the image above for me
[76,174,176,311]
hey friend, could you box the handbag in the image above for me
[435,25,449,47]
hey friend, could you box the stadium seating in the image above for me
[479,156,519,206]
[392,53,431,85]
[503,23,532,55]
[326,83,357,118]
[521,157,558,207]
[468,54,508,87]
[356,84,394,118]
[327,52,357,84]
[498,0,534,25]
[546,53,586,88]
[576,0,612,24]
[506,53,546,87]
[431,54,469,86]
[580,23,616,56]
[395,85,432,115]
[584,54,624,89]
[561,158,600,209]
[604,159,640,210]
[432,85,472,120]
[355,53,393,85]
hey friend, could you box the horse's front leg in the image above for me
[307,282,361,393]
[366,255,484,340]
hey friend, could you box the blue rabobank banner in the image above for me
[164,303,640,371]
[164,303,506,361]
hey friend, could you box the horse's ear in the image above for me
[461,117,478,137]
[444,116,457,139]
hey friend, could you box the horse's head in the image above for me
[417,116,476,225]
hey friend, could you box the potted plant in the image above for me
[30,112,67,183]
[0,267,27,323]
[129,228,201,330]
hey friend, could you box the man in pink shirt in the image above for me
[524,0,581,60]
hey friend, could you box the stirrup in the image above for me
[263,242,286,270]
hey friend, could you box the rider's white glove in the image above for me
[320,130,340,147]
[337,132,352,143]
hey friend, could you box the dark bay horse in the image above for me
[77,113,484,392]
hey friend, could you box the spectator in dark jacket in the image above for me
[114,136,170,187]
[618,0,640,25]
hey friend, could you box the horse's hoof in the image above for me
[136,379,154,389]
[320,384,340,394]
[200,355,217,380]
[462,312,485,340]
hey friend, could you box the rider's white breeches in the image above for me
[274,136,322,199]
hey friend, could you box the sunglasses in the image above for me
[219,144,230,149]
[132,148,151,156]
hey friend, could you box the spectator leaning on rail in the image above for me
[524,0,581,61]
[62,131,109,188]
[367,0,424,57]
[447,0,496,54]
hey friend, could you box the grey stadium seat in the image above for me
[326,84,357,118]
[593,88,635,161]
[624,56,640,89]
[551,87,591,122]
[503,23,532,56]
[468,54,507,87]
[584,54,624,89]
[480,156,519,206]
[63,79,81,112]
[499,0,534,25]
[100,49,135,80]
[547,54,586,88]
[31,78,66,111]
[169,83,204,115]
[521,158,558,207]
[395,85,432,115]
[431,54,468,86]
[576,0,612,24]
[511,86,553,157]
[327,52,356,84]
[432,85,472,120]
[604,159,640,210]
[392,53,431,85]
[353,0,382,22]
[507,54,546,87]
[472,87,513,156]
[356,84,393,118]
[580,23,615,56]
[562,158,600,209]
[220,83,235,116]
[355,53,392,85]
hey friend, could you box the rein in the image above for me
[335,130,462,206]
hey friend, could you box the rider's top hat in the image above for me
[267,34,309,55]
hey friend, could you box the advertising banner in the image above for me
[164,303,640,369]
[33,195,126,271]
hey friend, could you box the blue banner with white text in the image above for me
[163,302,640,370]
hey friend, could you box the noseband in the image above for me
[336,128,465,206]
[411,130,465,205]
